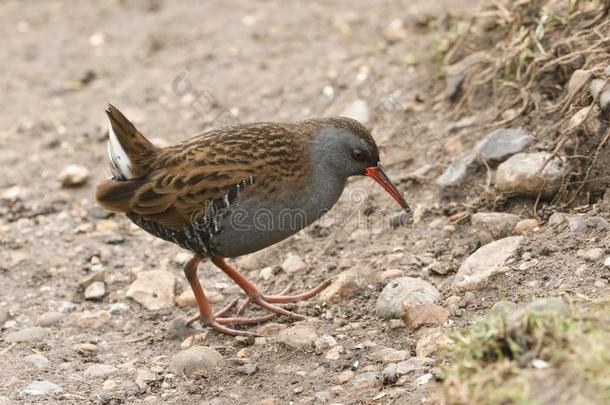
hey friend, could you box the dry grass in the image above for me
[441,0,610,209]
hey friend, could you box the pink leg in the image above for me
[211,256,332,319]
[182,255,275,336]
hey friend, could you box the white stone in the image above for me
[259,266,274,280]
[453,236,523,292]
[84,281,105,300]
[126,270,175,310]
[281,253,306,273]
[173,252,191,266]
[22,380,62,396]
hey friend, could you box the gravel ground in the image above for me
[1,1,608,404]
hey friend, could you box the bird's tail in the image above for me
[105,104,156,180]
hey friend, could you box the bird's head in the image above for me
[309,117,411,213]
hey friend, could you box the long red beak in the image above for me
[365,164,411,212]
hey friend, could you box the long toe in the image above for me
[216,314,276,326]
[209,321,261,337]
[262,278,333,304]
[236,285,291,316]
[253,297,306,320]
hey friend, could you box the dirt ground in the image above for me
[1,1,609,404]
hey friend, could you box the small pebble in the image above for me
[277,325,318,348]
[102,379,117,391]
[25,353,50,370]
[6,327,48,343]
[84,364,118,379]
[58,164,90,187]
[73,342,100,356]
[169,346,223,378]
[337,370,355,384]
[577,248,603,262]
[22,380,62,396]
[84,281,106,300]
[281,253,306,273]
[37,311,66,326]
[238,363,258,375]
[109,302,129,314]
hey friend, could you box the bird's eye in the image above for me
[352,149,365,161]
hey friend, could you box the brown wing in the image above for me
[97,161,257,230]
[96,121,312,230]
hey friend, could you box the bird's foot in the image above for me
[235,278,333,317]
[188,310,276,337]
[203,320,261,337]
[186,278,333,329]
[185,298,276,333]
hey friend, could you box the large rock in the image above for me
[170,346,223,378]
[471,212,521,244]
[375,277,440,319]
[436,127,533,188]
[435,151,477,187]
[478,128,534,162]
[495,152,567,198]
[453,236,523,292]
[126,270,175,310]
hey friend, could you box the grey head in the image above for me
[309,117,380,180]
[308,117,410,211]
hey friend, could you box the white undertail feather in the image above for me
[107,117,134,180]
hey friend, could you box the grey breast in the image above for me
[209,173,346,258]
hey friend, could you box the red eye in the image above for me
[352,149,365,161]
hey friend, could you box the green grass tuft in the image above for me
[436,298,610,404]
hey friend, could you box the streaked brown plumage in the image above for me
[96,105,409,336]
[98,107,376,230]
